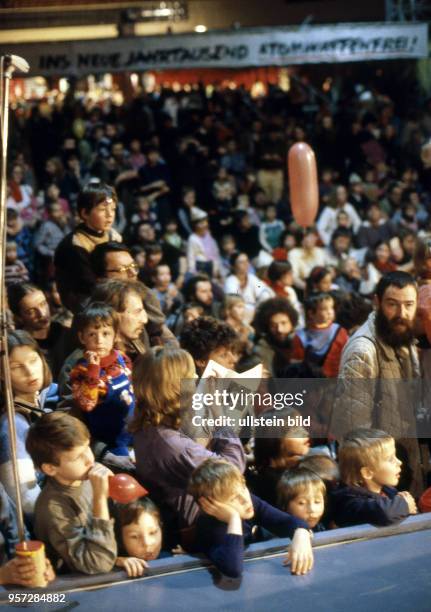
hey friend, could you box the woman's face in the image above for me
[376,243,390,262]
[229,301,246,322]
[122,512,162,561]
[317,273,332,293]
[10,346,45,397]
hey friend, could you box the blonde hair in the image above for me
[222,294,245,319]
[277,468,326,510]
[189,458,244,501]
[339,427,394,487]
[129,347,195,431]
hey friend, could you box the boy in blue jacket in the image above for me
[331,428,417,527]
[188,459,313,578]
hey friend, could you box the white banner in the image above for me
[0,22,428,77]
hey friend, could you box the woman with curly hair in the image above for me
[130,347,245,541]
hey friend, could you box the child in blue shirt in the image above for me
[277,468,326,532]
[188,459,313,578]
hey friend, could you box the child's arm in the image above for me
[70,357,102,412]
[198,498,244,578]
[39,466,117,575]
[333,489,412,527]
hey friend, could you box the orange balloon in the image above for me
[108,473,148,504]
[288,142,319,228]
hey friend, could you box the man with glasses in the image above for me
[91,241,177,347]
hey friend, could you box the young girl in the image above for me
[222,295,254,357]
[277,469,326,532]
[331,428,417,527]
[0,330,57,517]
[70,302,134,457]
[115,497,164,578]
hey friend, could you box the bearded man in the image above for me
[330,271,425,497]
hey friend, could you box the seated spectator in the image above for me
[188,459,313,578]
[335,258,362,294]
[0,331,56,517]
[130,348,245,536]
[251,421,310,507]
[5,241,29,286]
[233,211,261,262]
[71,303,135,457]
[265,261,302,316]
[138,146,172,226]
[34,201,71,286]
[259,205,285,252]
[348,173,370,219]
[151,264,182,316]
[186,211,222,279]
[91,242,177,347]
[325,228,363,269]
[305,266,334,297]
[8,282,70,379]
[180,316,239,375]
[224,252,273,323]
[6,164,35,220]
[177,187,202,238]
[277,468,326,532]
[252,298,299,377]
[6,208,34,275]
[291,293,349,378]
[54,182,121,314]
[221,295,254,356]
[357,203,396,250]
[219,234,237,277]
[288,229,328,292]
[114,497,164,578]
[317,185,361,246]
[331,428,417,527]
[26,413,117,574]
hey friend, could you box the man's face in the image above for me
[19,290,51,333]
[117,292,149,342]
[375,285,417,347]
[195,281,213,306]
[104,251,139,280]
[269,312,293,344]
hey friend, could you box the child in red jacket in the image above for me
[291,293,348,378]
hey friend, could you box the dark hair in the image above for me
[76,183,117,215]
[91,242,132,278]
[375,271,417,301]
[91,279,148,313]
[7,282,43,317]
[335,293,372,332]
[253,298,299,337]
[306,266,332,295]
[304,292,333,316]
[26,412,90,468]
[183,274,212,302]
[115,497,161,531]
[180,316,238,363]
[75,302,118,336]
[267,261,292,283]
[298,454,340,486]
[330,227,352,246]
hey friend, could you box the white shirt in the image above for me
[316,203,362,245]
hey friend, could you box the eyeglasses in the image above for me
[106,262,139,275]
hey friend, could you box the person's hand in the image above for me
[116,556,148,578]
[103,452,136,472]
[283,528,314,575]
[171,545,186,555]
[0,557,37,586]
[398,491,418,514]
[199,497,239,524]
[44,558,56,583]
[85,351,100,366]
[88,462,113,499]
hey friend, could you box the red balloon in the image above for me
[108,473,148,504]
[419,486,431,513]
[288,142,319,228]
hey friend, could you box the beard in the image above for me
[268,332,293,349]
[375,308,415,348]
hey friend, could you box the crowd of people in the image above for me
[1,77,431,586]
